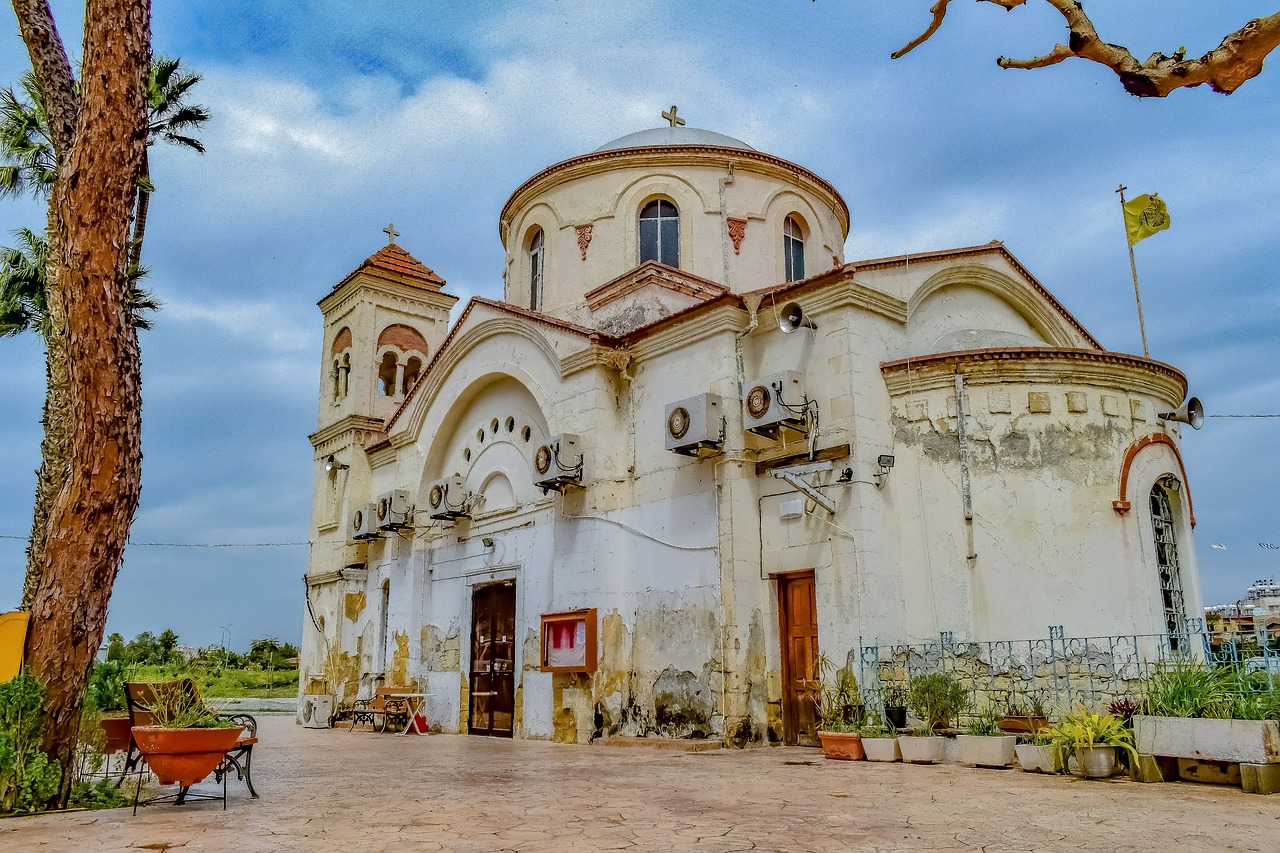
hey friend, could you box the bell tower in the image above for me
[315,228,458,433]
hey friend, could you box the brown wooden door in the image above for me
[778,572,818,745]
[469,581,516,737]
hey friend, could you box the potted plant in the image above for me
[957,704,1016,768]
[858,711,901,762]
[86,660,132,755]
[999,691,1050,734]
[129,681,243,788]
[899,672,967,764]
[882,684,909,730]
[1132,656,1280,770]
[1044,707,1137,778]
[812,655,865,760]
[1014,728,1062,773]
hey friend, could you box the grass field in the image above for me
[131,664,299,698]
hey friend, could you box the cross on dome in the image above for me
[383,223,400,245]
[662,105,685,128]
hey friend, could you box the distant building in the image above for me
[301,116,1203,745]
[1206,578,1280,642]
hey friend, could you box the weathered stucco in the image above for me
[301,123,1203,747]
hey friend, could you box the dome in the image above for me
[594,126,755,153]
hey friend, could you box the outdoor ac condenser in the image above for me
[301,694,334,729]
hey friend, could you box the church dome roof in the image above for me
[594,126,755,153]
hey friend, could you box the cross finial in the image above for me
[662,105,685,128]
[382,223,400,245]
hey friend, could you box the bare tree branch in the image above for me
[897,0,1280,98]
[892,0,954,60]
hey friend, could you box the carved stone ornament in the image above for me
[575,224,593,261]
[726,217,747,255]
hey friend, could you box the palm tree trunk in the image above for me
[20,324,71,611]
[128,150,149,270]
[14,0,151,806]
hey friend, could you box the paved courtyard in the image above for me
[4,716,1277,852]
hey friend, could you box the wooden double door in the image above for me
[469,581,516,737]
[778,571,819,746]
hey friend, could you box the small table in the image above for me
[386,693,431,736]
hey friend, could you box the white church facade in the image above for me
[301,115,1203,744]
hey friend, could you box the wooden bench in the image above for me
[350,686,411,733]
[123,679,259,801]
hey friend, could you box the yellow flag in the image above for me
[1123,193,1170,246]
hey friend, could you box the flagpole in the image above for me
[1117,184,1150,358]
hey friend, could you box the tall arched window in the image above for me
[378,351,398,396]
[784,215,805,282]
[639,199,679,267]
[528,228,544,311]
[1151,480,1188,650]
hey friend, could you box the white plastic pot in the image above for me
[898,735,947,764]
[862,737,901,762]
[957,734,1016,768]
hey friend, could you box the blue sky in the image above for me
[1,2,1278,650]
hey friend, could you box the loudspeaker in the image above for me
[1158,396,1204,430]
[778,302,816,334]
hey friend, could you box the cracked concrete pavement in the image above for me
[4,716,1277,852]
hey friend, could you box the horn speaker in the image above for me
[1158,396,1204,430]
[778,302,816,334]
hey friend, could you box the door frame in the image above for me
[467,579,517,738]
[776,569,818,746]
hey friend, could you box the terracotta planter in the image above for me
[898,735,946,764]
[863,737,901,762]
[957,734,1016,768]
[998,715,1050,734]
[100,716,132,755]
[818,731,865,760]
[131,726,243,787]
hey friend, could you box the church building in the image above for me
[301,111,1203,744]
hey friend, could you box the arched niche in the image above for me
[418,373,550,511]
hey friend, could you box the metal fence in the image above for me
[854,621,1280,724]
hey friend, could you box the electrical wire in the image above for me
[0,534,307,547]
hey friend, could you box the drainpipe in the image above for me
[719,161,735,287]
[954,373,976,562]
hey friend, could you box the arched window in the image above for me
[784,215,805,282]
[1151,480,1188,650]
[378,351,398,397]
[402,356,423,395]
[528,228,544,311]
[639,199,679,267]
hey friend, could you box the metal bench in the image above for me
[123,679,259,806]
[350,686,411,733]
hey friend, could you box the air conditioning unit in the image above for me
[665,393,725,457]
[301,694,335,729]
[376,489,413,530]
[742,371,808,439]
[534,433,583,493]
[350,502,380,540]
[426,476,470,520]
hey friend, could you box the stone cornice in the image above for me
[318,271,460,316]
[793,269,908,324]
[500,145,850,242]
[585,261,728,311]
[309,415,387,453]
[881,348,1187,406]
[625,302,746,362]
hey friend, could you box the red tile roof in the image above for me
[333,244,445,292]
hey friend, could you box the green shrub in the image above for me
[1042,707,1137,768]
[85,660,128,714]
[69,777,128,810]
[908,672,968,732]
[965,703,1003,737]
[1144,656,1233,719]
[0,673,61,814]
